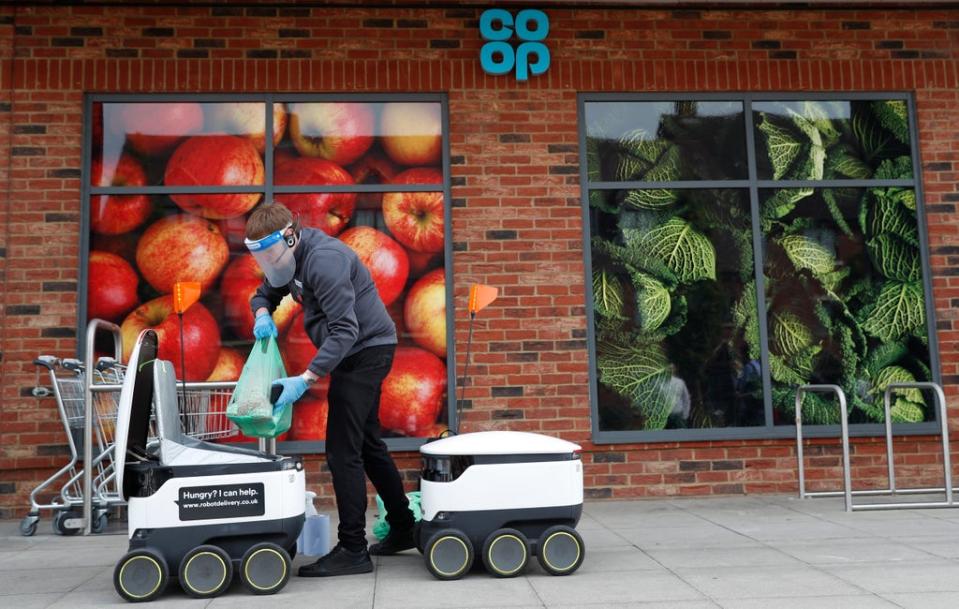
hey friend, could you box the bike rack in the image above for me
[795,384,853,512]
[795,382,955,512]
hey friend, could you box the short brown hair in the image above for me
[245,202,294,240]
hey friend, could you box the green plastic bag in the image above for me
[226,336,293,438]
[373,491,422,541]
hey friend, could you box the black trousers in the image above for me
[326,344,414,551]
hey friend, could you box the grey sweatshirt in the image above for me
[249,228,397,377]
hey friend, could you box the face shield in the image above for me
[245,223,296,288]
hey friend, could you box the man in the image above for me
[245,202,416,577]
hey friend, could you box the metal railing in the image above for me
[795,382,955,512]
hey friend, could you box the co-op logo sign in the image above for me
[479,8,550,82]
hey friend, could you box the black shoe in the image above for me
[297,543,373,577]
[370,526,416,556]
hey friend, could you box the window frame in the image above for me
[79,92,456,453]
[578,91,942,444]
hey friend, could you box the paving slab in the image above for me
[5,494,959,607]
[882,591,959,609]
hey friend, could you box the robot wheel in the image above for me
[113,548,169,602]
[481,528,530,578]
[424,528,474,580]
[178,545,232,598]
[239,542,291,595]
[536,525,584,576]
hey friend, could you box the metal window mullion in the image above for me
[743,98,775,432]
[77,94,93,357]
[90,184,446,195]
[579,94,604,443]
[907,93,944,421]
[265,95,274,204]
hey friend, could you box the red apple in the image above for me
[289,102,374,166]
[290,396,329,441]
[274,148,298,169]
[274,157,356,236]
[379,346,447,436]
[281,311,315,376]
[112,102,204,156]
[221,254,301,340]
[404,268,446,358]
[382,168,445,253]
[206,102,287,154]
[408,249,442,279]
[121,296,221,381]
[339,226,409,306]
[380,102,442,166]
[348,150,399,208]
[90,154,152,235]
[136,214,229,294]
[87,251,139,322]
[165,135,264,219]
[206,347,245,382]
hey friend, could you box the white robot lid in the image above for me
[419,431,581,456]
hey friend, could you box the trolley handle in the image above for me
[62,358,84,372]
[33,356,59,370]
[95,357,118,372]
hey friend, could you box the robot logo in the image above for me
[479,9,550,82]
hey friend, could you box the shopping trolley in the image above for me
[21,319,240,536]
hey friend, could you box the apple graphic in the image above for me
[274,157,357,236]
[274,147,298,169]
[90,154,152,235]
[382,167,445,253]
[216,215,251,252]
[206,347,245,382]
[290,396,329,441]
[288,102,374,166]
[165,135,264,219]
[379,346,447,436]
[91,231,139,266]
[386,299,407,339]
[338,226,409,307]
[112,102,204,156]
[348,149,398,208]
[87,251,139,322]
[206,102,287,154]
[121,296,221,381]
[136,214,229,294]
[280,312,332,398]
[221,254,301,340]
[404,268,447,358]
[407,249,442,279]
[380,102,442,166]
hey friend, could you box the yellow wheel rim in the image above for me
[244,548,287,591]
[487,534,527,576]
[183,551,227,595]
[429,536,470,577]
[542,531,581,573]
[118,555,163,600]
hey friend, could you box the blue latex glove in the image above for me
[272,375,308,409]
[253,312,278,339]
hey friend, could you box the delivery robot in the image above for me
[416,430,585,580]
[111,329,305,602]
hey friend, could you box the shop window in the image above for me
[581,95,937,442]
[83,95,452,452]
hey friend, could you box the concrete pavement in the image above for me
[4,494,959,608]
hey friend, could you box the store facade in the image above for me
[1,1,958,517]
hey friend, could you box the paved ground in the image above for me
[4,494,959,608]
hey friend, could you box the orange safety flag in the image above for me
[468,284,498,315]
[173,281,201,314]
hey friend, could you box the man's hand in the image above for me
[253,310,278,339]
[271,375,309,407]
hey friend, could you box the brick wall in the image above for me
[1,3,958,517]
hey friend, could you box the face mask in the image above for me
[245,223,296,288]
